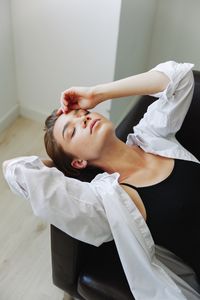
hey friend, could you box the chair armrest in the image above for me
[51,225,86,298]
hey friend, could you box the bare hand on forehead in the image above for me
[57,86,98,115]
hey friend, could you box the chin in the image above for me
[97,122,115,148]
[98,119,114,135]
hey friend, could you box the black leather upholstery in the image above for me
[50,70,200,299]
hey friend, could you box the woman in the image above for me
[3,61,200,300]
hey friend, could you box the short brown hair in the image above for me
[44,110,80,177]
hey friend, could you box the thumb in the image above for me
[70,103,81,110]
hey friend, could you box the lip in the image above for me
[90,119,101,134]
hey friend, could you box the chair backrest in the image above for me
[116,70,200,162]
[176,70,200,161]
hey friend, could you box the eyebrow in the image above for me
[62,110,79,139]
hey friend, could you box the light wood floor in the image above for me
[0,117,72,300]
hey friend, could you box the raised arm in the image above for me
[2,156,112,246]
[91,70,170,101]
[58,68,170,114]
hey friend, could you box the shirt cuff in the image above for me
[2,156,43,199]
[149,60,194,98]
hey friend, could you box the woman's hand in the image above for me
[57,86,101,115]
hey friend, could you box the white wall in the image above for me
[4,0,200,129]
[11,0,121,121]
[110,0,158,125]
[148,0,200,69]
[0,0,18,133]
[111,0,200,125]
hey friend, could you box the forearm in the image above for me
[92,70,170,103]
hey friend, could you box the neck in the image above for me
[90,137,146,181]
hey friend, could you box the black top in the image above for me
[121,159,200,279]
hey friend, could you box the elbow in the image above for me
[2,160,9,175]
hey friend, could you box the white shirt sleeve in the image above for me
[2,156,113,246]
[130,61,194,141]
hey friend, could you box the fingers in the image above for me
[56,107,63,116]
[60,92,69,111]
[57,86,91,116]
[56,101,80,116]
[69,103,80,110]
[57,88,80,115]
[56,92,70,115]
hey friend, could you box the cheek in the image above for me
[69,121,114,160]
[95,121,114,142]
[67,136,88,158]
[69,134,99,160]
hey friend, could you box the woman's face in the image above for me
[53,109,114,163]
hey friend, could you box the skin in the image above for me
[53,108,173,181]
[53,69,171,182]
[53,108,174,221]
[53,108,148,175]
[53,109,115,168]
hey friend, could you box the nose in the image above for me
[80,115,91,128]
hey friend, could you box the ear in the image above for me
[71,159,88,169]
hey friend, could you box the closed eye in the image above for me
[71,128,76,138]
[71,110,90,138]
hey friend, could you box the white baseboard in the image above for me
[0,105,19,134]
[19,106,49,123]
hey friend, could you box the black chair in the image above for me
[50,70,200,300]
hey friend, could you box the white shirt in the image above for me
[2,61,200,300]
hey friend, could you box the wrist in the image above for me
[90,84,108,106]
